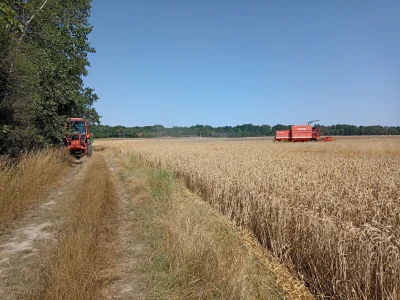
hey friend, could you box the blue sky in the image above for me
[84,0,400,127]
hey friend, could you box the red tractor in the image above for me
[63,118,93,158]
[275,120,333,142]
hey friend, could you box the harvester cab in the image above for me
[63,118,93,158]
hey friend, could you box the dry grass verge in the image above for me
[117,152,292,299]
[36,154,118,300]
[0,149,70,234]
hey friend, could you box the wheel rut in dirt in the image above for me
[103,155,149,300]
[0,160,87,299]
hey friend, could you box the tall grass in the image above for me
[98,137,400,299]
[0,149,70,233]
[116,152,291,299]
[38,154,118,300]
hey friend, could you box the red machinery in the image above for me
[63,118,93,158]
[275,120,333,142]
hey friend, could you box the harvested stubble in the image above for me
[97,137,400,300]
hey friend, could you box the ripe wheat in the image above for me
[98,137,400,299]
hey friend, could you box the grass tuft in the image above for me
[0,149,70,234]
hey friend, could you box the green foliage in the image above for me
[0,3,23,31]
[0,0,99,156]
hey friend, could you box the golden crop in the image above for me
[98,137,400,299]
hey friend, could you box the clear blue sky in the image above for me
[84,0,400,127]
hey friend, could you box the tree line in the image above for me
[0,0,99,156]
[91,124,400,139]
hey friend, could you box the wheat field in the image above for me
[97,137,400,299]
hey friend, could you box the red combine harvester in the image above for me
[275,120,333,142]
[63,118,93,158]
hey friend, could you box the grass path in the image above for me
[0,150,70,235]
[38,154,119,300]
[0,159,86,299]
[102,152,151,299]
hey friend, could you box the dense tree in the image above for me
[0,0,99,155]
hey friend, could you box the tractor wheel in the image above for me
[87,143,93,157]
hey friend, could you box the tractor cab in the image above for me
[69,120,86,135]
[63,118,93,158]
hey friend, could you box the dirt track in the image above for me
[0,155,150,299]
[102,155,149,299]
[0,160,85,299]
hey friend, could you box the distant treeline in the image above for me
[91,124,400,138]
